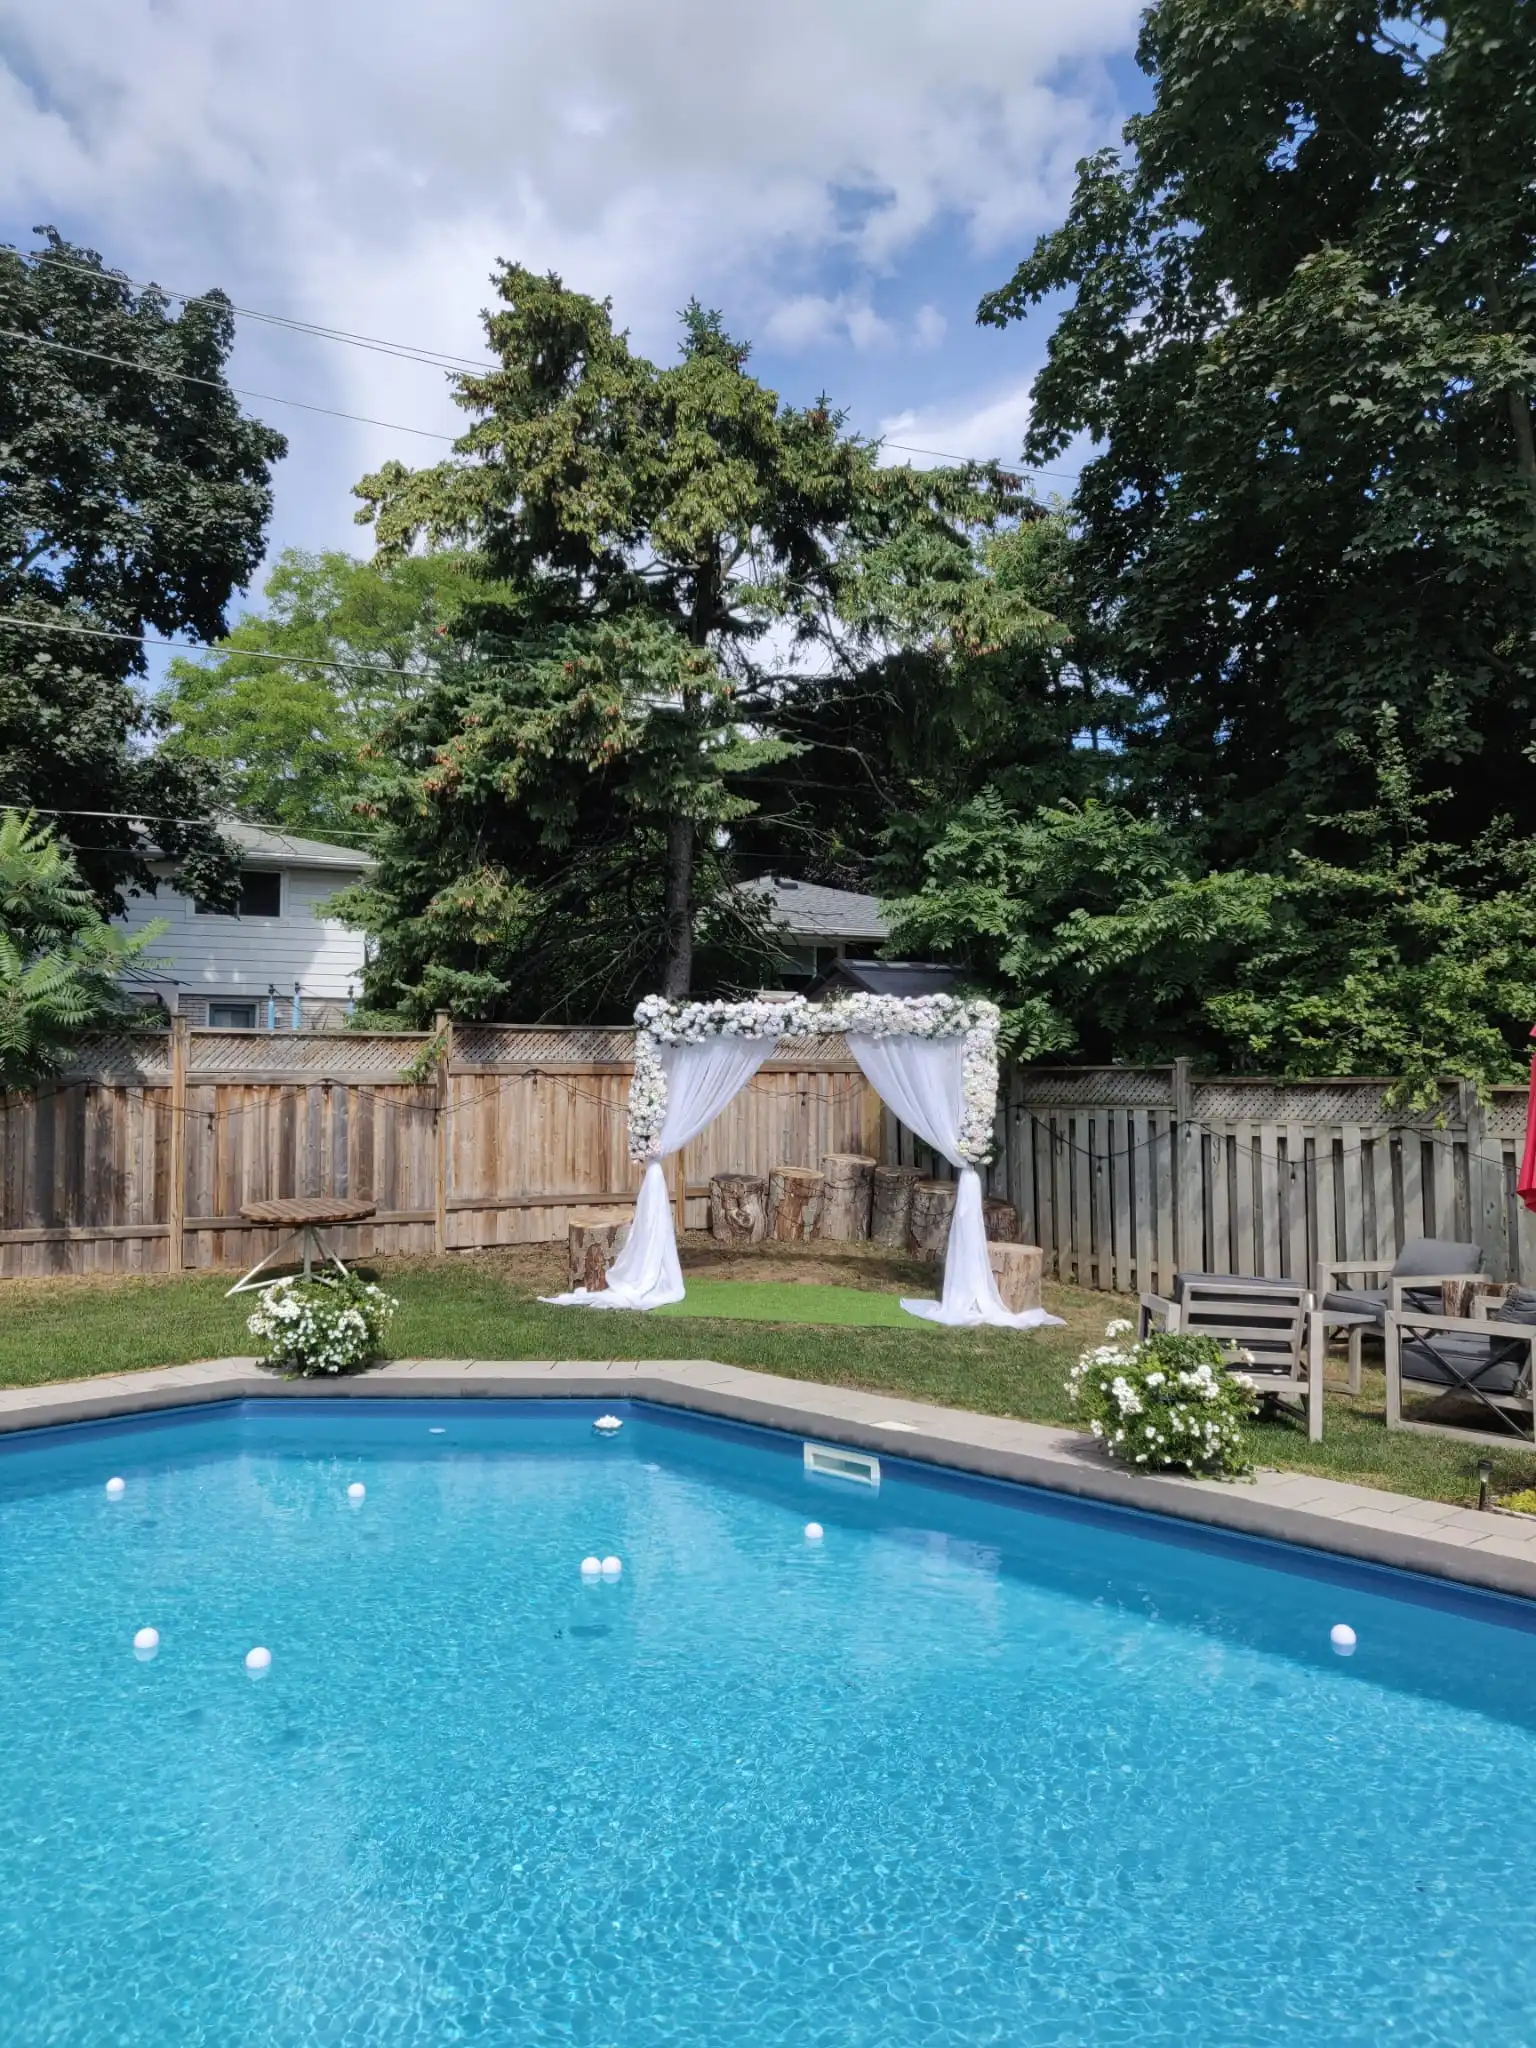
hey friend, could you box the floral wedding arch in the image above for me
[545,992,1061,1330]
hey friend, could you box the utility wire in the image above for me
[0,329,460,441]
[0,612,444,685]
[19,248,496,373]
[7,266,1079,480]
[0,802,383,847]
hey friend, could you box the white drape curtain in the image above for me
[844,1033,1062,1329]
[543,1036,778,1311]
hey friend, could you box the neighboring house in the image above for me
[740,875,890,985]
[113,822,373,1028]
[804,959,961,1000]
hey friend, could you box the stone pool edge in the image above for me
[6,1355,1536,1601]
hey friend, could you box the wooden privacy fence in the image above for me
[990,1065,1536,1297]
[0,1018,878,1278]
[4,1029,1533,1291]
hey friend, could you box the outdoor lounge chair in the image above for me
[1315,1237,1486,1392]
[1140,1276,1319,1440]
[1384,1286,1536,1446]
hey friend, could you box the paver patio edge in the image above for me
[5,1357,1536,1601]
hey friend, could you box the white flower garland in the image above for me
[626,992,1000,1166]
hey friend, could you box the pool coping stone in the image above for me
[5,1356,1536,1601]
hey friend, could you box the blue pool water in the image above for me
[1,1401,1534,2045]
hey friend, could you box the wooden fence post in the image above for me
[1464,1083,1506,1280]
[1173,1058,1200,1280]
[434,1010,451,1258]
[168,1012,188,1271]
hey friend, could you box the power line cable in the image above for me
[0,329,460,441]
[19,247,497,373]
[0,612,444,684]
[7,268,1079,480]
[0,802,383,847]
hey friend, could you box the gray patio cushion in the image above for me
[1322,1286,1389,1320]
[1492,1286,1536,1325]
[1400,1330,1527,1395]
[1172,1272,1302,1302]
[1392,1237,1483,1279]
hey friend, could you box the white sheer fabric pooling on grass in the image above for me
[844,1032,1063,1330]
[542,1035,778,1311]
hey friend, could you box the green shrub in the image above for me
[1067,1320,1256,1477]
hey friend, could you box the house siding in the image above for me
[114,864,368,1011]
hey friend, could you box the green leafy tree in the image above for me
[350,273,1022,1017]
[746,507,1125,892]
[159,549,470,837]
[0,810,166,1089]
[889,715,1536,1099]
[0,229,286,910]
[980,0,1536,869]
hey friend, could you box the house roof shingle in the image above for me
[741,875,889,943]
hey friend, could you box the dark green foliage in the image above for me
[0,229,285,910]
[981,0,1536,867]
[890,714,1536,1098]
[348,267,1025,1017]
[0,811,167,1088]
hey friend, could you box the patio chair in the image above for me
[1316,1237,1486,1393]
[1384,1285,1536,1446]
[1140,1276,1319,1440]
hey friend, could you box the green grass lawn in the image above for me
[4,1237,1535,1510]
[654,1279,926,1328]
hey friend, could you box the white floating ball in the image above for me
[245,1645,272,1674]
[1330,1623,1357,1656]
[133,1627,159,1655]
[601,1555,622,1578]
[593,1414,623,1435]
[580,1556,602,1577]
[428,1426,445,1435]
[104,1476,126,1497]
[347,1482,366,1501]
[804,1522,824,1543]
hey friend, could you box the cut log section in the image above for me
[768,1166,825,1241]
[982,1197,1020,1242]
[819,1153,876,1241]
[988,1242,1043,1313]
[567,1209,631,1292]
[871,1165,925,1247]
[709,1173,768,1244]
[908,1179,957,1259]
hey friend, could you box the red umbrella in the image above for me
[1520,1026,1536,1214]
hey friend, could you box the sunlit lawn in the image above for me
[4,1236,1534,1509]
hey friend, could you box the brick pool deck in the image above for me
[4,1356,1536,1601]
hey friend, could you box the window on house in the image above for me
[195,870,282,918]
[208,1002,257,1029]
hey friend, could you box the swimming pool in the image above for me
[0,1397,1532,2045]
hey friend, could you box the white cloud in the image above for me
[912,304,948,352]
[879,382,1080,484]
[0,0,1134,549]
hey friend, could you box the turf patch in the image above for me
[654,1279,927,1328]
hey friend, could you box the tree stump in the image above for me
[871,1166,925,1247]
[983,1197,1020,1242]
[710,1173,768,1244]
[768,1166,825,1241]
[988,1242,1043,1313]
[568,1210,631,1291]
[819,1154,876,1240]
[909,1179,957,1259]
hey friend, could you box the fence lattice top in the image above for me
[187,1031,432,1077]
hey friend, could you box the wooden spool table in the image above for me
[227,1197,378,1296]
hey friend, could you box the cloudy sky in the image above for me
[1,0,1146,603]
